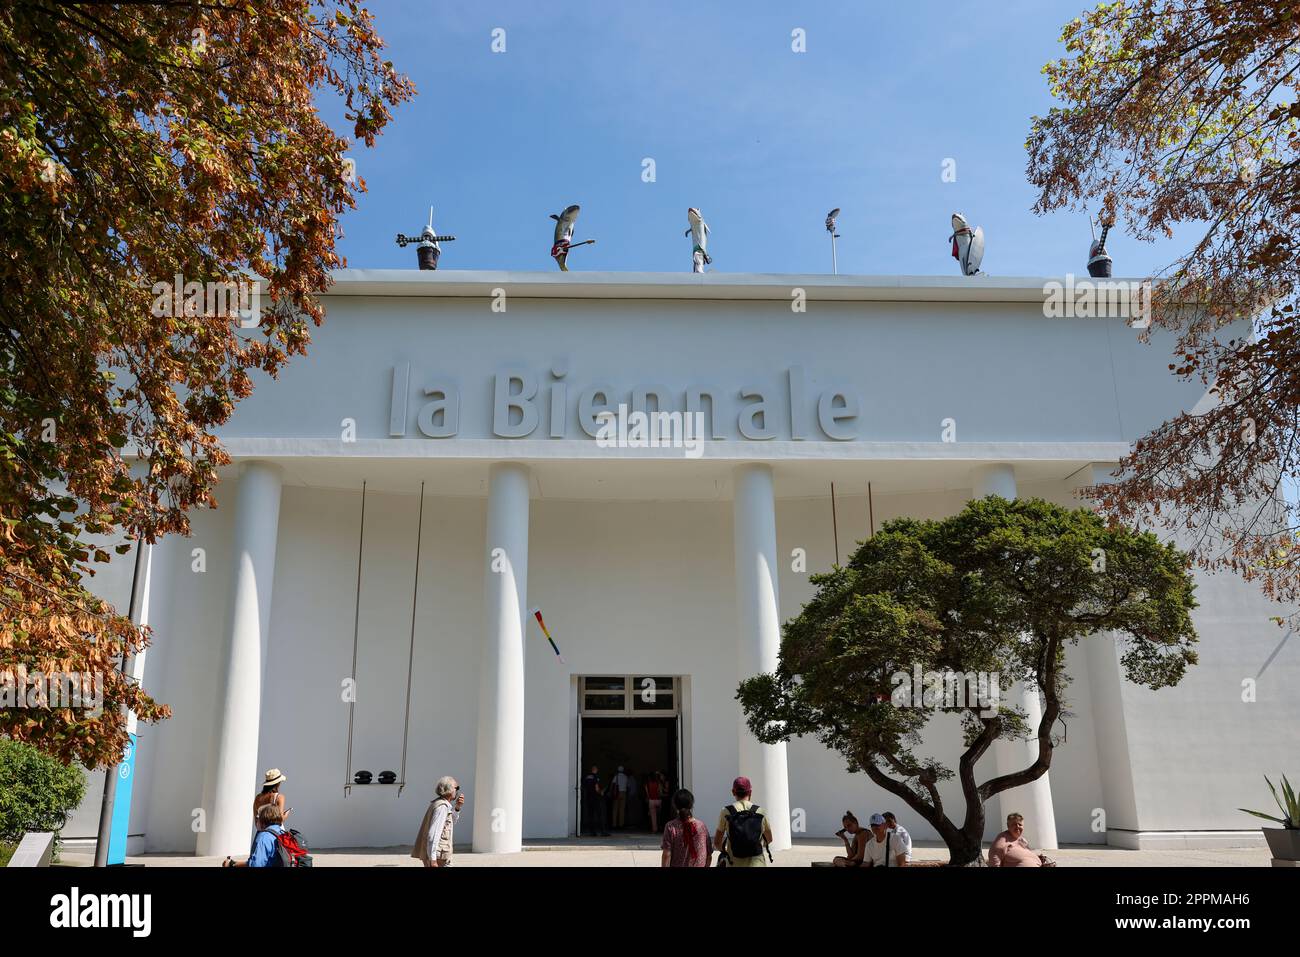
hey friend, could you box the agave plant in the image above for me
[1239,774,1298,829]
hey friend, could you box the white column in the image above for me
[732,463,792,851]
[197,461,282,857]
[473,462,530,853]
[971,463,1059,850]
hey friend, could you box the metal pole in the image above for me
[831,233,838,275]
[93,533,148,867]
[868,481,875,538]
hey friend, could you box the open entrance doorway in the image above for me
[576,676,683,837]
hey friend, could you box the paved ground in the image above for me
[58,838,1275,868]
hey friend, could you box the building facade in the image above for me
[64,271,1298,856]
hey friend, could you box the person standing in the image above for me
[611,766,630,829]
[582,765,609,836]
[411,776,464,867]
[660,789,711,867]
[713,776,774,867]
[253,768,290,827]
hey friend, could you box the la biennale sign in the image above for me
[387,364,861,443]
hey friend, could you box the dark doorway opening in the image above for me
[579,717,678,837]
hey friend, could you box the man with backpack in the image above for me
[713,776,774,867]
[222,802,311,867]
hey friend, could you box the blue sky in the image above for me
[327,0,1177,277]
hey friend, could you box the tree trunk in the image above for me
[946,834,987,866]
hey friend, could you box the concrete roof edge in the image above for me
[321,269,1162,303]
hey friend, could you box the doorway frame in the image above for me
[569,675,688,836]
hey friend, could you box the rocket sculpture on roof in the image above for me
[549,204,596,270]
[1087,216,1114,278]
[396,207,456,270]
[686,208,711,273]
[948,213,984,276]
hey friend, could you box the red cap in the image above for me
[732,776,752,796]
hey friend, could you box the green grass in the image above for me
[0,841,15,868]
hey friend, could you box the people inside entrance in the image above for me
[660,789,711,867]
[646,772,663,832]
[610,766,631,828]
[411,776,464,867]
[713,776,774,866]
[581,765,610,836]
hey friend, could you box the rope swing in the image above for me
[344,480,425,796]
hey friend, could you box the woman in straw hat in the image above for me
[254,768,291,827]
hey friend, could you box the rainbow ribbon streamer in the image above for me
[531,607,565,664]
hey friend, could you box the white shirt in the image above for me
[864,830,902,867]
[889,824,912,861]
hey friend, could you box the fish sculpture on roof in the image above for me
[686,207,711,273]
[948,212,984,276]
[549,204,595,271]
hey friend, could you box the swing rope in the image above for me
[397,482,425,796]
[344,480,367,796]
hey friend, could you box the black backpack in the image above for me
[724,804,768,860]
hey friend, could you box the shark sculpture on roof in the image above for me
[686,207,711,273]
[549,204,595,271]
[948,212,984,276]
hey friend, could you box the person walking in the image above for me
[660,789,711,867]
[411,776,464,867]
[223,803,287,868]
[646,771,663,834]
[713,776,774,867]
[253,768,290,827]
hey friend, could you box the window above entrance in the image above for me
[580,675,678,715]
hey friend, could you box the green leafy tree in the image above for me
[738,497,1198,866]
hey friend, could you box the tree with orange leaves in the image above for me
[0,1,413,767]
[1028,1,1300,618]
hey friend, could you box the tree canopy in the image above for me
[738,497,1198,865]
[0,1,413,766]
[1027,0,1300,615]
